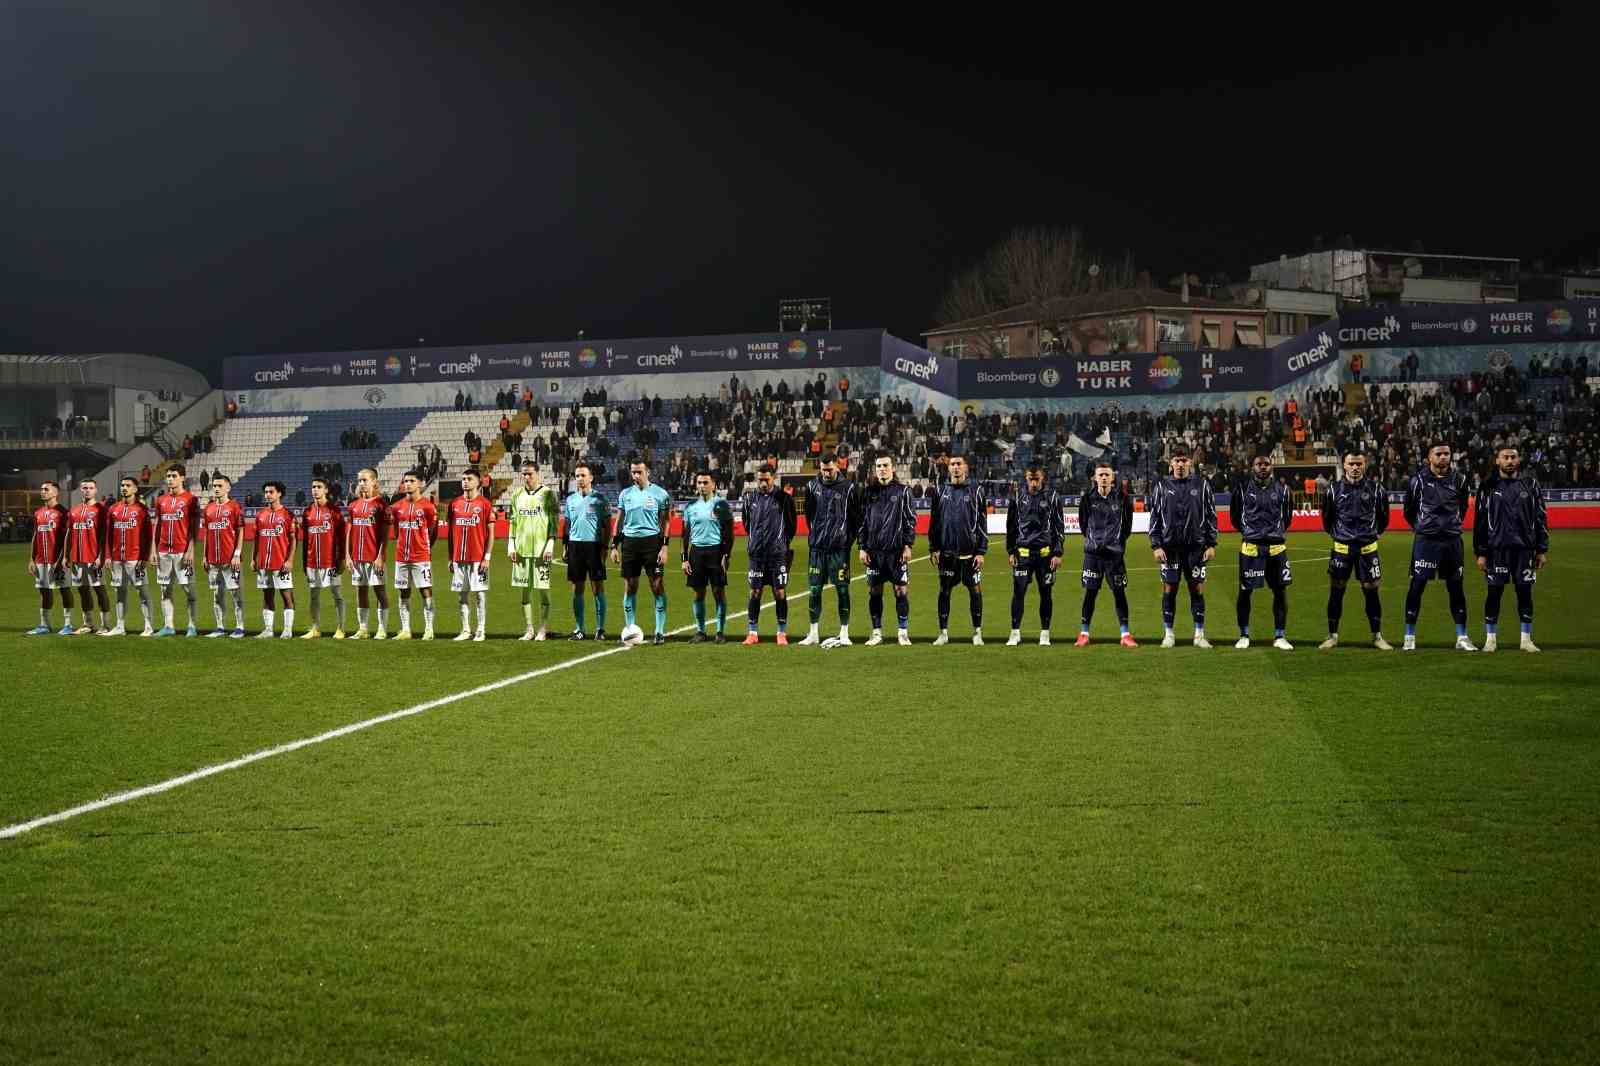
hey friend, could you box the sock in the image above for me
[358,606,369,629]
[572,591,586,631]
[1081,587,1099,632]
[375,606,386,632]
[693,598,706,632]
[809,580,824,624]
[894,591,909,630]
[331,588,344,630]
[1011,575,1028,628]
[1404,576,1426,627]
[1446,578,1467,631]
[162,598,174,628]
[748,593,761,632]
[263,608,274,632]
[835,582,851,626]
[869,585,884,628]
[115,594,126,627]
[1236,588,1252,635]
[595,593,608,631]
[39,606,48,627]
[476,591,487,631]
[233,590,246,628]
[422,599,434,630]
[1161,587,1177,630]
[1327,584,1345,634]
[522,592,533,627]
[459,595,471,631]
[1190,590,1205,628]
[399,601,411,631]
[214,590,226,628]
[539,590,551,625]
[310,588,322,627]
[282,608,294,634]
[185,586,197,627]
[1271,587,1287,637]
[1112,587,1130,635]
[1362,586,1382,634]
[1515,583,1534,636]
[623,592,637,628]
[654,594,666,634]
[775,596,788,634]
[937,584,952,629]
[1039,582,1054,629]
[715,598,726,634]
[139,586,152,625]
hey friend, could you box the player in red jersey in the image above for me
[448,467,497,641]
[299,477,347,639]
[253,480,297,638]
[147,464,201,636]
[201,474,246,638]
[104,476,155,636]
[25,480,71,635]
[345,467,390,639]
[65,479,111,635]
[391,470,438,640]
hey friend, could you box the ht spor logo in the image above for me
[893,354,939,380]
[254,360,294,383]
[1337,315,1400,344]
[1285,332,1336,372]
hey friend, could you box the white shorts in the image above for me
[450,561,490,593]
[256,568,295,591]
[67,562,103,587]
[349,561,386,587]
[206,564,242,590]
[155,552,194,586]
[32,563,65,589]
[394,561,433,590]
[305,567,343,590]
[108,560,147,588]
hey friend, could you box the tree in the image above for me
[934,226,1137,357]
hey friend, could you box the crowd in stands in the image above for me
[180,432,215,459]
[339,428,379,449]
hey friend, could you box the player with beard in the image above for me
[929,455,988,646]
[345,468,391,639]
[1402,441,1473,652]
[1229,451,1295,650]
[1473,443,1548,653]
[200,475,246,637]
[800,453,861,647]
[1318,451,1393,650]
[1077,461,1136,647]
[1148,446,1217,648]
[24,481,71,636]
[858,454,916,646]
[65,479,111,635]
[741,464,798,644]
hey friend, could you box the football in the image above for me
[619,624,645,647]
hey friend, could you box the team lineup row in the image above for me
[24,442,1550,652]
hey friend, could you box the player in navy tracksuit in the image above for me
[1005,461,1065,645]
[1401,440,1473,651]
[1319,450,1392,650]
[799,456,862,646]
[858,453,917,646]
[740,465,798,643]
[928,454,988,645]
[1472,443,1549,653]
[1078,460,1136,646]
[1229,451,1294,649]
[1147,445,1218,648]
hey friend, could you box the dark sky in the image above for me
[1,1,1593,382]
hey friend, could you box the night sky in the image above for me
[1,2,1592,382]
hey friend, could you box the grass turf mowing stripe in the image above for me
[0,555,930,840]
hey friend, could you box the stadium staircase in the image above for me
[373,409,525,496]
[478,409,532,499]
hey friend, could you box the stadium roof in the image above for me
[0,352,209,394]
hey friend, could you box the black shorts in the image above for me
[807,547,851,586]
[864,549,909,587]
[1483,547,1538,587]
[1239,541,1293,590]
[565,541,607,583]
[686,546,726,590]
[1410,535,1464,582]
[1157,544,1208,585]
[1327,540,1382,584]
[620,535,664,580]
[1012,547,1057,587]
[747,549,790,590]
[1080,549,1127,590]
[936,551,983,589]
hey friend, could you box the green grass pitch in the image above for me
[2,532,1598,1064]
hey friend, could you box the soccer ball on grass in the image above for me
[620,624,645,647]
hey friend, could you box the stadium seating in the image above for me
[375,410,523,494]
[199,416,307,489]
[224,411,427,500]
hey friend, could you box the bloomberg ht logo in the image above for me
[253,360,294,383]
[893,353,939,381]
[1337,315,1400,344]
[1286,332,1337,372]
[438,353,482,376]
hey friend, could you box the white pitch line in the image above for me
[1,553,931,840]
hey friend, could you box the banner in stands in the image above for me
[1336,299,1600,349]
[223,329,884,391]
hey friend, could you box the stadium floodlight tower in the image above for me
[779,298,832,333]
